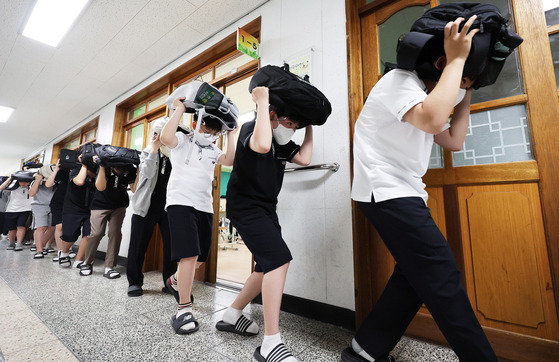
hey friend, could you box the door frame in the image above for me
[345,0,559,359]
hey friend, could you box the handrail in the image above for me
[285,162,340,173]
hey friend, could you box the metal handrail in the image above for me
[285,162,340,173]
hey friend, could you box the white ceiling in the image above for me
[0,0,268,171]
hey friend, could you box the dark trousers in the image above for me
[355,196,497,362]
[0,212,6,234]
[126,211,176,287]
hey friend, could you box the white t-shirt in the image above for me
[351,69,450,205]
[5,187,32,212]
[166,132,223,213]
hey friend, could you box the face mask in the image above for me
[272,123,295,145]
[454,88,466,107]
[193,130,218,146]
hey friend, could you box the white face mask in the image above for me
[272,123,295,145]
[193,128,220,146]
[454,88,466,107]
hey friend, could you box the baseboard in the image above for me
[253,293,356,330]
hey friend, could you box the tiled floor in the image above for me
[0,239,459,362]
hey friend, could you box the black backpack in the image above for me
[95,145,140,168]
[396,3,523,89]
[59,149,81,170]
[249,64,332,127]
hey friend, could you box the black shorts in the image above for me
[51,207,63,226]
[61,213,91,243]
[228,208,292,274]
[5,211,32,230]
[167,205,213,262]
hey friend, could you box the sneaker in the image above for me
[14,243,23,251]
[30,244,37,251]
[59,256,71,268]
[7,242,15,250]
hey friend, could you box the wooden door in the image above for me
[346,0,559,359]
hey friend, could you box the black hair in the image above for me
[269,104,306,129]
[201,115,222,133]
[414,37,445,81]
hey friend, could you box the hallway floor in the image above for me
[0,240,459,362]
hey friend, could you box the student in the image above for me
[126,118,175,297]
[160,96,237,335]
[79,160,136,279]
[45,160,71,262]
[342,16,497,362]
[57,157,97,268]
[28,171,55,259]
[0,174,33,251]
[0,180,8,241]
[217,86,313,362]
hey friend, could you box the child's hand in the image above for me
[444,15,479,64]
[55,160,60,170]
[251,87,269,105]
[35,173,43,180]
[172,97,187,112]
[151,133,161,151]
[227,126,240,137]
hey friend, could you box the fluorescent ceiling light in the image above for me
[22,0,89,47]
[0,106,15,123]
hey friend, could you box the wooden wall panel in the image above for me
[458,183,559,339]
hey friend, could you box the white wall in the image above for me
[22,0,355,311]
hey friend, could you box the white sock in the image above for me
[352,338,375,362]
[223,307,259,334]
[169,274,178,290]
[105,267,112,274]
[73,260,83,268]
[223,307,243,325]
[176,303,196,331]
[60,252,69,257]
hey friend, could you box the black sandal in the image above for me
[103,269,120,279]
[254,344,294,362]
[79,264,92,276]
[171,312,199,334]
[216,315,258,336]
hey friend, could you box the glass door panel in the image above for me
[215,75,256,286]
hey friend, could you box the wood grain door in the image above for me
[346,0,559,359]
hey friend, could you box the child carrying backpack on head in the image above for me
[161,83,238,335]
[126,118,176,297]
[79,159,137,279]
[0,172,33,251]
[57,154,97,268]
[28,169,55,259]
[342,3,522,361]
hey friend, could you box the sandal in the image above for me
[216,315,258,336]
[171,312,199,334]
[79,264,92,276]
[165,277,194,304]
[254,344,294,362]
[33,252,44,259]
[103,269,120,279]
[341,347,396,362]
[46,248,55,254]
[58,256,71,268]
[30,244,37,251]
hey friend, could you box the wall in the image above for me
[21,0,354,311]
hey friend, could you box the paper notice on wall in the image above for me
[286,52,311,81]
